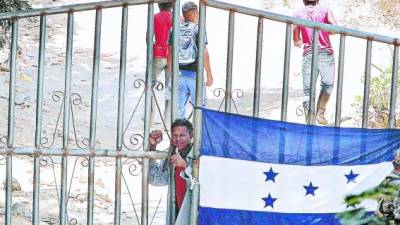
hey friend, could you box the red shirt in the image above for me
[153,10,172,58]
[175,167,187,210]
[294,5,334,55]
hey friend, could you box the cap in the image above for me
[182,1,197,14]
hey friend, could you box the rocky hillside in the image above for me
[0,1,399,225]
[263,0,400,35]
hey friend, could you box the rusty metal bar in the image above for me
[308,29,319,125]
[389,44,399,128]
[5,18,18,225]
[169,0,181,222]
[0,148,168,158]
[141,3,154,225]
[334,34,346,127]
[87,8,102,225]
[225,10,235,113]
[253,17,263,117]
[190,1,207,224]
[204,0,399,45]
[114,5,128,225]
[281,23,292,122]
[33,15,46,225]
[60,11,74,225]
[0,0,166,19]
[362,40,372,128]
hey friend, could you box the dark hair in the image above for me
[171,119,193,134]
[158,2,172,11]
[303,0,318,6]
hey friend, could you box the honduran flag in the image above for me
[199,109,400,225]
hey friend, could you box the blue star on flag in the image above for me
[263,167,279,183]
[304,182,319,196]
[345,170,359,183]
[262,193,277,208]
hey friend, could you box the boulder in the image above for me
[2,177,22,192]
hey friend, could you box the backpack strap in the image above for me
[181,21,198,35]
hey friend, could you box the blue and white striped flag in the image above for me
[199,109,400,225]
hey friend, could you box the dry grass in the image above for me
[375,0,400,29]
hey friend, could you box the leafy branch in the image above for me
[0,0,32,49]
[337,183,400,225]
[352,61,400,128]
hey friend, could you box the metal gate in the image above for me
[0,0,399,225]
[190,0,399,224]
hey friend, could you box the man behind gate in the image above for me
[148,119,194,225]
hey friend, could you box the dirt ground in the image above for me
[0,0,399,224]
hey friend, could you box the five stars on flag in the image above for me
[261,167,362,208]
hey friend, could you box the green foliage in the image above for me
[352,63,400,128]
[337,183,400,225]
[345,183,399,206]
[0,0,32,49]
[338,208,386,225]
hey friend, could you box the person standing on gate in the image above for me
[150,2,173,128]
[293,0,337,125]
[167,1,213,119]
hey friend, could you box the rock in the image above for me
[95,192,112,203]
[12,203,32,219]
[77,193,86,202]
[94,202,107,209]
[68,192,80,199]
[79,174,88,183]
[19,73,32,83]
[0,191,4,208]
[41,215,58,225]
[2,177,22,191]
[0,66,10,72]
[95,178,105,188]
[11,216,32,225]
[49,61,61,66]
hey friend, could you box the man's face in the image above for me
[184,9,198,23]
[394,160,400,172]
[172,126,193,150]
[192,9,198,22]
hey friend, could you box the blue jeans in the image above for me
[178,70,206,119]
[302,51,335,108]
